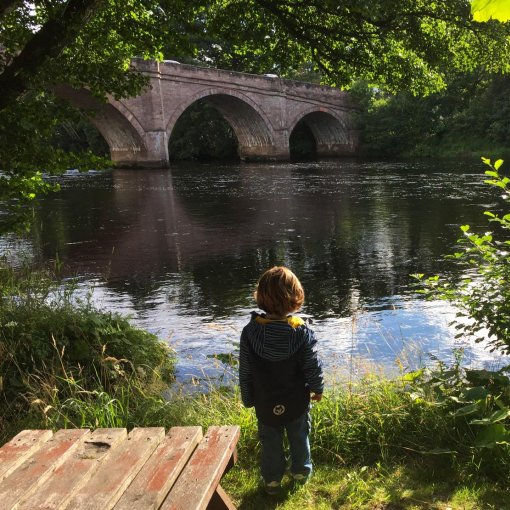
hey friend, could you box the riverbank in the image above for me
[2,264,510,509]
[0,260,175,442]
[5,369,510,509]
[358,142,510,162]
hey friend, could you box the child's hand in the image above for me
[311,393,322,402]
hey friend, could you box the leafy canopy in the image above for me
[0,0,194,230]
[2,0,510,231]
[183,1,510,95]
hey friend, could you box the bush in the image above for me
[414,158,510,353]
[0,261,174,439]
[410,158,510,480]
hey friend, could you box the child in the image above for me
[239,266,324,495]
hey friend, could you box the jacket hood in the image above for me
[242,312,309,361]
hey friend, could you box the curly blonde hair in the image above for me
[254,266,304,316]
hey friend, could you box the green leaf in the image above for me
[422,448,456,455]
[470,408,510,425]
[408,392,425,402]
[452,402,480,417]
[474,424,510,448]
[402,368,425,382]
[494,159,504,170]
[466,369,510,387]
[471,0,510,22]
[460,386,490,402]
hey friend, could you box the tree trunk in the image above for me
[0,0,104,112]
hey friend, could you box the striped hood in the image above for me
[239,311,325,407]
[241,312,311,361]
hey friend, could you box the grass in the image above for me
[2,261,510,508]
[3,354,510,508]
[224,464,510,509]
[0,259,174,442]
[117,377,510,509]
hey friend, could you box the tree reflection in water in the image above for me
[4,160,506,382]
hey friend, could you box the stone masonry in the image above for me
[56,59,360,167]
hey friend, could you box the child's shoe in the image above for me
[264,480,281,495]
[292,473,309,486]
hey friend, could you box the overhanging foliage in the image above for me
[2,0,510,231]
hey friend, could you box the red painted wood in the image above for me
[114,426,202,510]
[1,426,239,510]
[18,428,127,510]
[0,428,89,509]
[159,425,240,510]
[0,430,53,482]
[62,427,165,510]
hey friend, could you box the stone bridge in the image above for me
[56,59,360,167]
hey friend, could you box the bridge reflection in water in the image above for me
[23,161,507,379]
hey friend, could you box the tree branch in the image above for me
[0,0,104,112]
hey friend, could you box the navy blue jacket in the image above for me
[239,312,324,425]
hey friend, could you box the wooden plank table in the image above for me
[0,425,240,510]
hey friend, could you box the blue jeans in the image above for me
[257,412,312,483]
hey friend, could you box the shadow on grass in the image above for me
[237,478,301,509]
[229,459,510,509]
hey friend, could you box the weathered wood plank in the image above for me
[17,428,127,510]
[0,430,53,482]
[114,426,202,510]
[207,484,237,510]
[63,427,165,510]
[160,425,240,510]
[0,428,89,510]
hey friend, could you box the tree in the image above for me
[0,0,196,229]
[2,0,510,230]
[352,71,510,158]
[202,0,510,94]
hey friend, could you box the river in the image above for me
[1,159,506,384]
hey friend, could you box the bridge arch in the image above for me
[289,107,354,157]
[54,85,149,166]
[166,88,277,160]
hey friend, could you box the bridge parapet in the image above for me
[137,59,357,110]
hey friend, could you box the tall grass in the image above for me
[3,260,510,507]
[0,259,174,441]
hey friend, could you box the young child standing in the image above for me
[239,266,324,495]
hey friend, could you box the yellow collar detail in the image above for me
[287,316,305,328]
[255,315,305,328]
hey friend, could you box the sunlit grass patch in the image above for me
[222,461,510,509]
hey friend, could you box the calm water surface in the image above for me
[1,160,506,383]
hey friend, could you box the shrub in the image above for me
[0,261,174,439]
[414,158,510,353]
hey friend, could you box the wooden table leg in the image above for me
[206,484,237,510]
